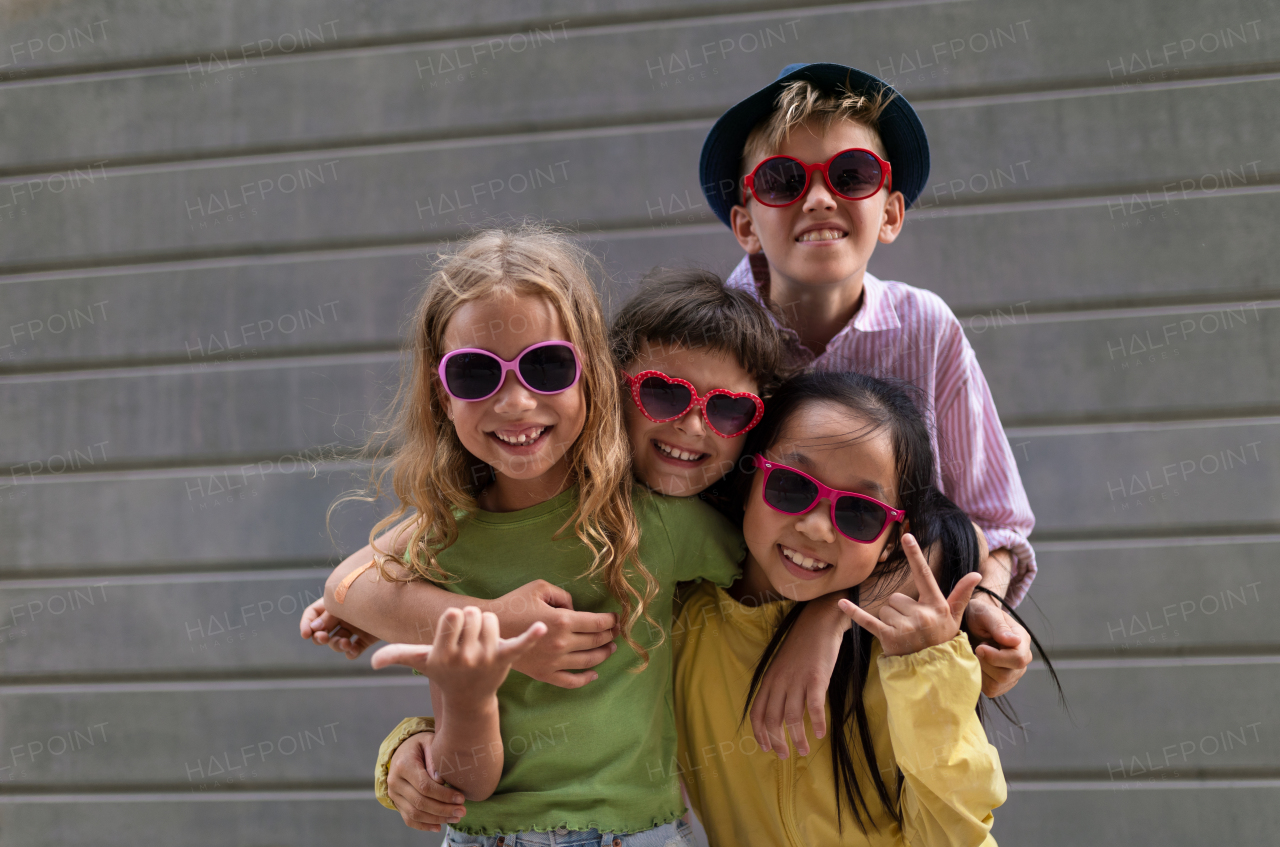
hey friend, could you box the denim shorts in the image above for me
[443,818,696,847]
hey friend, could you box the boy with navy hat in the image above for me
[702,62,1036,729]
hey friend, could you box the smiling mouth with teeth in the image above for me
[654,440,707,463]
[493,426,548,446]
[780,544,832,572]
[796,228,848,243]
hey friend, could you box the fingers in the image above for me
[805,678,829,742]
[946,572,984,623]
[564,609,619,634]
[555,643,618,671]
[751,687,790,758]
[837,598,889,640]
[903,534,945,603]
[435,607,465,651]
[966,598,1024,647]
[299,599,326,638]
[496,621,549,663]
[783,695,811,757]
[977,656,1022,698]
[370,642,433,671]
[479,609,502,649]
[536,580,576,611]
[563,628,617,652]
[545,669,600,688]
[976,643,1030,671]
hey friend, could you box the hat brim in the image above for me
[699,63,930,226]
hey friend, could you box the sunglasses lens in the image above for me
[518,344,578,393]
[828,150,883,200]
[753,157,808,205]
[443,352,502,400]
[833,495,889,542]
[763,467,819,514]
[638,376,692,420]
[705,394,759,436]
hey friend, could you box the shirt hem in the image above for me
[448,807,686,837]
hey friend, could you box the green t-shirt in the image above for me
[434,484,743,836]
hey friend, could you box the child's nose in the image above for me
[674,407,706,436]
[795,500,837,543]
[801,172,838,212]
[491,372,538,412]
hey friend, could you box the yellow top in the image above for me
[672,581,1005,847]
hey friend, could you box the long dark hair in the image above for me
[735,371,1059,831]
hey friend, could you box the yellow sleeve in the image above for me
[374,716,435,810]
[877,635,1007,846]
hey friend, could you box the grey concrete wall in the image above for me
[0,1,1276,843]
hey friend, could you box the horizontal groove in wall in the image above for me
[3,175,1279,280]
[1,63,1279,179]
[0,348,400,384]
[1028,654,1280,672]
[1007,776,1280,791]
[0,0,944,86]
[1005,414,1280,439]
[0,785,370,802]
[0,672,421,696]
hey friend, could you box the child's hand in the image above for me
[299,597,376,659]
[749,594,846,759]
[371,607,547,703]
[491,579,620,689]
[966,598,1032,697]
[387,731,468,832]
[838,534,981,657]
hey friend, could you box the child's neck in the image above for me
[476,462,573,513]
[726,554,785,607]
[768,265,866,356]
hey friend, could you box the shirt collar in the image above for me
[741,255,900,335]
[851,272,900,333]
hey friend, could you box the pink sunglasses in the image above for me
[753,456,904,543]
[437,341,581,401]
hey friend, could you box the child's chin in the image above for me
[644,472,706,497]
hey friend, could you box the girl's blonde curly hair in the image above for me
[335,224,659,666]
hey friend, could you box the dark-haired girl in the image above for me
[674,370,1010,846]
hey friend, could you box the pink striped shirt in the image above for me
[727,254,1037,606]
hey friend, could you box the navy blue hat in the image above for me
[699,63,930,226]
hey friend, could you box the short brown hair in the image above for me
[741,79,896,175]
[610,268,789,396]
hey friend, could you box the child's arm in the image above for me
[378,730,468,832]
[298,596,377,659]
[371,607,546,801]
[841,535,1004,844]
[319,519,619,687]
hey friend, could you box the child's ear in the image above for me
[878,191,906,244]
[730,205,764,255]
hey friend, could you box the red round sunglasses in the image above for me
[743,147,892,207]
[753,456,904,543]
[622,369,764,439]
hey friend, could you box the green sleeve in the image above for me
[656,494,744,588]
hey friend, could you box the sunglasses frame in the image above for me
[743,147,893,207]
[622,369,764,439]
[437,340,581,402]
[752,456,905,544]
